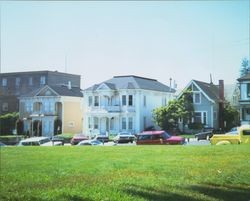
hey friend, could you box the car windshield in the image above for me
[120,133,129,135]
[92,140,102,145]
[39,138,50,144]
[163,132,171,139]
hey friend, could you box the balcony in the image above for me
[89,105,121,113]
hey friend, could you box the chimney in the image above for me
[219,80,224,101]
[68,81,72,90]
[218,80,224,130]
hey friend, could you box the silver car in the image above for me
[18,137,62,146]
[113,132,135,143]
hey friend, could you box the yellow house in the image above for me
[19,84,84,137]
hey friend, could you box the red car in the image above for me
[70,134,88,145]
[136,130,185,145]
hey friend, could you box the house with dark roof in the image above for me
[0,70,81,115]
[19,83,83,137]
[178,79,225,130]
[238,73,250,125]
[83,75,175,136]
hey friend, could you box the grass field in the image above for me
[1,145,250,201]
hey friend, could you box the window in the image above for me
[2,102,8,112]
[128,95,133,106]
[122,95,126,106]
[193,93,201,104]
[213,111,217,120]
[243,130,250,136]
[40,76,46,85]
[247,83,250,97]
[194,112,207,124]
[88,117,91,129]
[110,118,114,130]
[15,77,21,87]
[194,112,202,123]
[203,112,207,125]
[122,117,126,129]
[128,117,133,130]
[28,77,33,86]
[88,96,93,106]
[143,96,146,107]
[25,102,32,112]
[94,96,99,106]
[94,117,98,129]
[2,78,7,86]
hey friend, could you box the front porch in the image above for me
[23,115,61,138]
[85,115,135,137]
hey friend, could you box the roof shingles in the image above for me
[85,75,174,93]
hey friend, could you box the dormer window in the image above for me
[193,92,201,104]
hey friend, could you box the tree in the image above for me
[16,118,24,135]
[223,101,239,131]
[240,57,249,77]
[153,90,194,133]
[54,118,62,135]
[0,112,19,135]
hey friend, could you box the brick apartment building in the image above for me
[0,71,81,115]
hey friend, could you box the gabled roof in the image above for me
[21,85,83,98]
[194,80,220,102]
[84,75,175,93]
[178,80,222,103]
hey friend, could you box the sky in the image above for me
[0,1,249,90]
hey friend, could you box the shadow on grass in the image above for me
[123,184,250,201]
[123,185,197,201]
[188,184,250,201]
[62,195,93,201]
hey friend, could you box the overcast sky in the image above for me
[0,1,249,89]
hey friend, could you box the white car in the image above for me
[113,132,135,143]
[18,137,63,146]
[77,140,103,146]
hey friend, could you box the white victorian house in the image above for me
[83,75,175,136]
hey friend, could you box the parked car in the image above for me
[77,140,103,146]
[93,135,109,143]
[52,136,65,145]
[18,137,63,146]
[195,131,213,141]
[136,130,185,145]
[210,125,250,145]
[71,134,88,145]
[113,132,135,143]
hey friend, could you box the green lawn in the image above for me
[1,145,250,201]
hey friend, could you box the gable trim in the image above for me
[34,85,59,97]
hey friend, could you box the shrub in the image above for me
[0,112,19,135]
